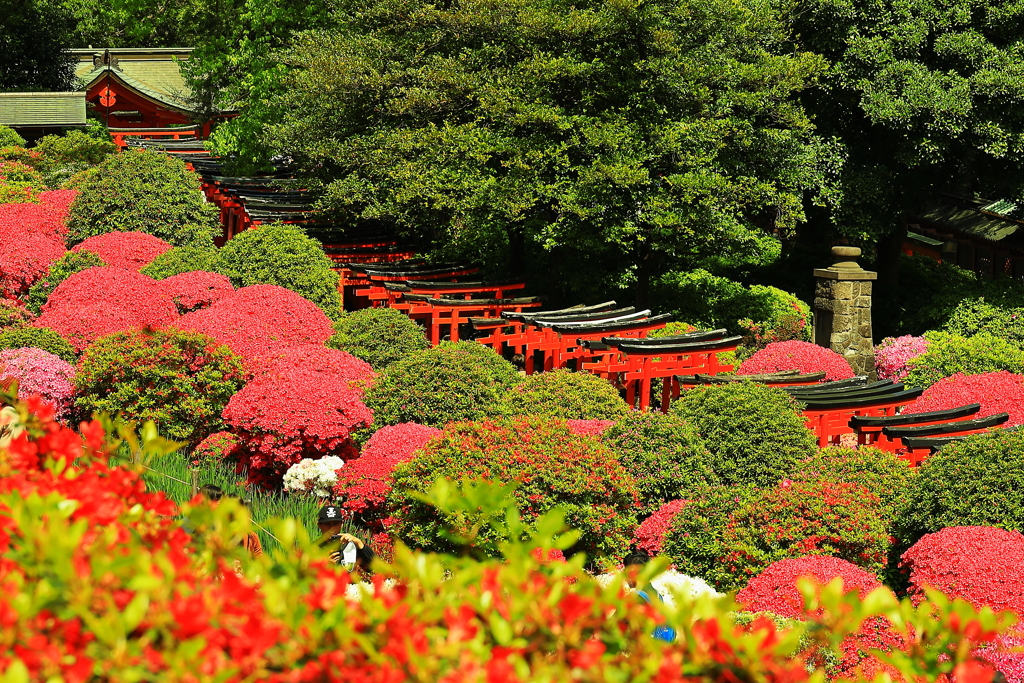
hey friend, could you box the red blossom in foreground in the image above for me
[634,499,688,556]
[333,423,440,527]
[901,526,1024,618]
[738,556,906,681]
[175,285,333,368]
[159,271,234,314]
[903,372,1024,426]
[739,340,856,382]
[34,267,177,351]
[566,419,615,436]
[71,231,172,271]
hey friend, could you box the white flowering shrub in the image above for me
[283,456,345,497]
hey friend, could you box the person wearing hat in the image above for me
[317,505,375,572]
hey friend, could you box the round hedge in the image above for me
[326,307,429,369]
[217,223,341,319]
[903,331,1024,388]
[602,411,717,513]
[364,341,520,428]
[140,245,223,280]
[738,340,855,382]
[0,325,75,362]
[787,446,916,521]
[664,481,891,592]
[490,368,630,420]
[24,250,106,315]
[388,416,640,558]
[74,327,248,442]
[899,429,1024,544]
[670,382,817,487]
[65,149,219,247]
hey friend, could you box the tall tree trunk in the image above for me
[876,221,907,290]
[634,241,652,309]
[506,225,526,277]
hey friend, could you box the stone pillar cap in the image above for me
[814,245,877,280]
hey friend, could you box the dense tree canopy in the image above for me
[0,0,76,91]
[266,0,835,300]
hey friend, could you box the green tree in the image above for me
[267,0,835,302]
[0,0,76,91]
[783,0,1024,291]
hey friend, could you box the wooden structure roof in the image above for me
[0,92,87,128]
[73,48,195,114]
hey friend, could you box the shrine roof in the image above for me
[0,92,88,127]
[73,49,195,112]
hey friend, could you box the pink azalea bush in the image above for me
[33,267,177,351]
[71,231,172,271]
[0,347,76,420]
[874,335,929,382]
[333,422,441,528]
[903,371,1024,426]
[738,340,855,382]
[633,499,687,556]
[159,271,234,314]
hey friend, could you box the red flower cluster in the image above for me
[175,285,333,369]
[221,352,374,487]
[34,267,178,351]
[71,231,172,271]
[901,526,1024,617]
[158,271,234,314]
[566,419,615,436]
[738,556,905,680]
[334,423,441,525]
[904,372,1024,426]
[634,499,688,556]
[261,345,375,391]
[739,340,856,382]
[0,192,75,299]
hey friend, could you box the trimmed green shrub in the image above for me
[602,411,717,513]
[140,245,223,280]
[0,126,25,148]
[326,307,429,369]
[648,322,699,338]
[0,301,30,331]
[787,446,916,520]
[490,368,629,420]
[74,327,249,442]
[0,326,76,362]
[65,149,220,247]
[653,269,810,343]
[943,297,1024,347]
[217,223,341,319]
[664,481,891,592]
[24,251,106,315]
[389,416,640,558]
[365,341,520,428]
[34,130,116,169]
[903,331,1024,388]
[899,429,1024,544]
[670,381,816,487]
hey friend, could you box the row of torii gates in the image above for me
[130,137,1016,466]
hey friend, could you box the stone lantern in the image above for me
[813,246,877,379]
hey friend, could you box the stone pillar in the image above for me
[813,246,877,379]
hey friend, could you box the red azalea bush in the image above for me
[903,371,1024,426]
[901,526,1024,617]
[175,285,333,368]
[261,344,375,392]
[567,419,615,436]
[71,231,172,271]
[737,556,905,680]
[634,499,688,556]
[333,422,441,527]
[221,366,374,487]
[0,228,64,300]
[664,481,892,592]
[194,430,243,462]
[739,340,856,381]
[158,270,234,314]
[34,267,178,351]
[388,417,640,559]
